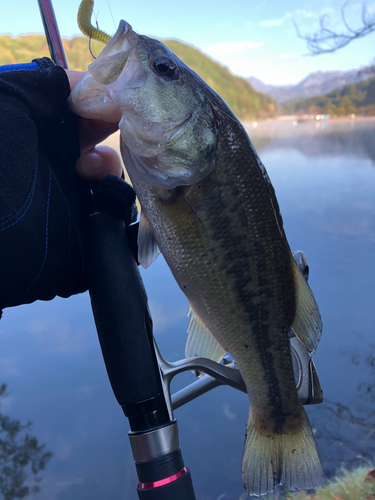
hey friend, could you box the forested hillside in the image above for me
[164,39,276,119]
[0,34,276,120]
[282,77,375,116]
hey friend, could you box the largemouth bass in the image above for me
[69,20,324,496]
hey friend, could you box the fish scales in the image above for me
[130,116,302,433]
[69,17,324,496]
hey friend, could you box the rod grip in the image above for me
[83,213,163,406]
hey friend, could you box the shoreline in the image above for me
[242,115,375,126]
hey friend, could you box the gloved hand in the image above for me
[0,60,137,313]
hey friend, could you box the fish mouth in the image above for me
[87,21,143,89]
[94,20,139,66]
[68,20,147,122]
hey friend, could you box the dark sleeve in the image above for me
[0,60,93,311]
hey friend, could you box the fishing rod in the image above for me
[37,2,196,498]
[37,2,323,498]
[38,0,68,68]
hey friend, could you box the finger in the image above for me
[78,118,119,154]
[64,69,86,91]
[75,146,123,181]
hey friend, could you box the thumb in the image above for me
[75,145,123,181]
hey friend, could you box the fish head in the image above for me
[69,21,220,188]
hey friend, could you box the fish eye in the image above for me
[152,58,178,80]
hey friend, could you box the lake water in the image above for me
[0,118,374,500]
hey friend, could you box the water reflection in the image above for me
[245,118,375,164]
[0,119,374,499]
[0,383,52,499]
[309,340,375,476]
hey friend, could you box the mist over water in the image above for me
[0,119,374,499]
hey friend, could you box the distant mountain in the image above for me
[247,76,293,103]
[248,69,373,104]
[282,77,375,116]
[0,34,276,120]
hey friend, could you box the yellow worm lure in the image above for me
[77,0,111,44]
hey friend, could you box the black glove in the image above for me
[91,174,139,265]
[91,174,137,227]
[0,59,137,313]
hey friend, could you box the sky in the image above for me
[1,0,374,85]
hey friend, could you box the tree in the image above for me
[293,0,375,56]
[0,384,52,500]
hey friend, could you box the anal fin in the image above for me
[185,307,226,376]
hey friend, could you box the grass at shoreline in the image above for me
[285,466,375,500]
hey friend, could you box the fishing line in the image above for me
[88,37,96,59]
[106,0,116,29]
[88,10,101,59]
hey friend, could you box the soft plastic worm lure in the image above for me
[77,0,111,44]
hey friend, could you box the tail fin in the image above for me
[242,410,324,496]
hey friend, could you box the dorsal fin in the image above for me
[185,306,226,366]
[291,258,323,354]
[137,212,160,269]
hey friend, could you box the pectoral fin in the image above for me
[291,258,323,354]
[185,307,226,369]
[137,212,160,269]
